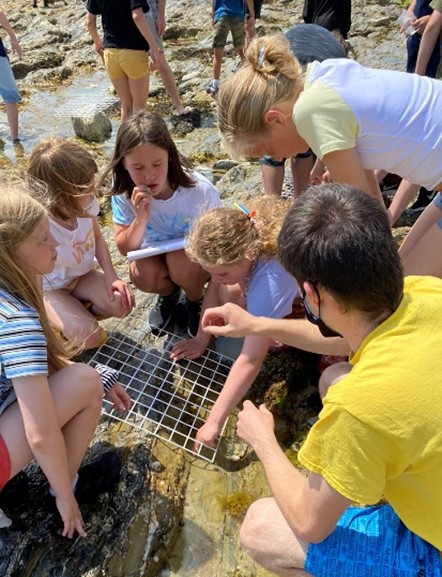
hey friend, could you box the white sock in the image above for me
[49,473,79,497]
[212,79,219,88]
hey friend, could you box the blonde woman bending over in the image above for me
[216,34,442,215]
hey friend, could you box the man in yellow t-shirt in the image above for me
[202,183,442,577]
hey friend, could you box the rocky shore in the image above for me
[0,1,414,576]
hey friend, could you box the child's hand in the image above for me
[202,302,253,338]
[56,493,87,539]
[10,38,22,60]
[322,169,332,183]
[170,338,207,361]
[106,383,131,411]
[236,401,275,449]
[131,186,153,223]
[108,278,135,314]
[194,420,221,450]
[414,15,430,35]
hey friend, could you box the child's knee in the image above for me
[72,363,104,402]
[98,292,127,319]
[63,316,103,349]
[129,261,166,292]
[319,361,352,399]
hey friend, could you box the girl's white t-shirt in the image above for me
[43,198,98,291]
[111,171,221,247]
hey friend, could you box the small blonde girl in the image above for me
[170,196,301,448]
[27,137,135,351]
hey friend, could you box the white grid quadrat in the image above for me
[88,319,234,463]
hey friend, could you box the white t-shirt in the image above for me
[294,59,442,189]
[43,198,98,291]
[247,258,300,319]
[111,171,221,247]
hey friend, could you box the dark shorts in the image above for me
[0,435,11,492]
[246,0,263,19]
[305,504,442,577]
[260,149,314,167]
[213,16,245,49]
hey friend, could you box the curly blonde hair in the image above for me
[186,196,290,267]
[217,34,303,159]
[0,187,70,372]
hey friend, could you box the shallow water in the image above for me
[0,69,119,167]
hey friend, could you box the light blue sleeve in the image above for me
[112,194,136,226]
[247,260,300,319]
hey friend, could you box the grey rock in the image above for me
[213,159,239,171]
[72,111,112,143]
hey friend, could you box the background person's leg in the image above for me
[128,74,149,113]
[5,102,19,141]
[291,154,314,198]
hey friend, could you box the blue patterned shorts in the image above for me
[305,504,442,577]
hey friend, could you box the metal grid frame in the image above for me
[88,317,233,463]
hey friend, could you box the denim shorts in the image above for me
[305,504,442,577]
[0,56,20,103]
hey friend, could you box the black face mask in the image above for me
[303,283,342,338]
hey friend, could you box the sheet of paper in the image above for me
[127,238,186,261]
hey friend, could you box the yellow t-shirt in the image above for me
[299,276,442,550]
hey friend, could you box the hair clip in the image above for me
[258,47,266,67]
[234,202,257,223]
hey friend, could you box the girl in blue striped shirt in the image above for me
[0,187,124,537]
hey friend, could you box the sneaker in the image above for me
[74,452,121,504]
[148,285,181,336]
[205,81,219,97]
[186,296,203,338]
[410,187,436,210]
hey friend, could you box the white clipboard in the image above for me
[127,238,186,261]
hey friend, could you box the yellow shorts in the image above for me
[104,48,150,80]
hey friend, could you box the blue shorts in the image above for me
[305,504,442,577]
[260,149,313,167]
[0,56,20,103]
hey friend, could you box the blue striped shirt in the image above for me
[0,289,48,411]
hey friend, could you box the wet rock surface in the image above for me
[0,1,414,575]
